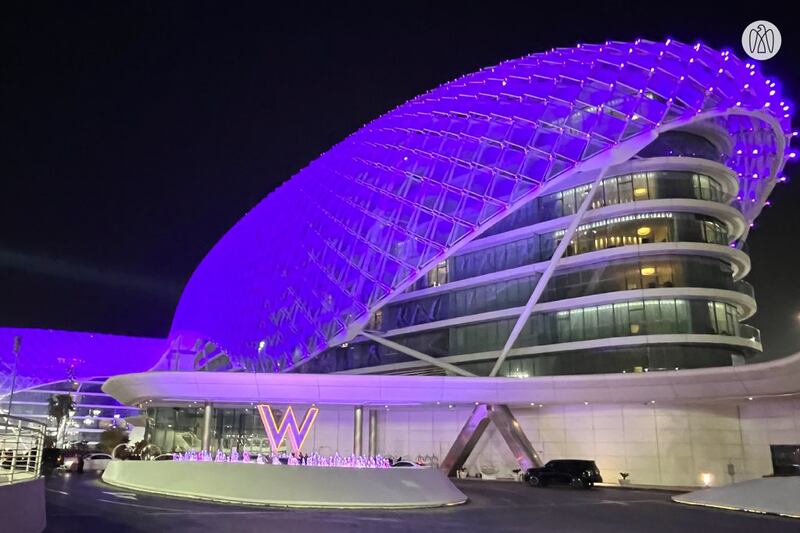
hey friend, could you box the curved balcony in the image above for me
[739,324,762,345]
[734,280,755,300]
[395,242,753,308]
[337,331,763,377]
[479,167,741,241]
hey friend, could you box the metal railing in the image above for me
[0,414,46,485]
[739,324,762,345]
[734,280,756,300]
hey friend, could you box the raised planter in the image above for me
[102,460,467,509]
[673,477,800,518]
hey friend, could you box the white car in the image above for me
[64,453,111,472]
[82,453,113,472]
[391,460,422,468]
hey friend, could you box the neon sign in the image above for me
[256,404,319,454]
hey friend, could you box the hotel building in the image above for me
[3,38,797,489]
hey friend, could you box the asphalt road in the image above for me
[44,472,798,533]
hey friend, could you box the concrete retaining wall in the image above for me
[673,477,800,517]
[0,478,46,533]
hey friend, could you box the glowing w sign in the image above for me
[256,404,319,454]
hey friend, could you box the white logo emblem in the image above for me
[742,20,781,60]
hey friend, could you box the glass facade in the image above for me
[542,212,729,258]
[165,39,787,375]
[146,405,319,456]
[299,298,748,374]
[410,212,729,289]
[636,130,725,162]
[292,124,764,377]
[541,256,735,300]
[291,120,768,377]
[480,169,729,239]
[460,344,744,377]
[382,256,736,330]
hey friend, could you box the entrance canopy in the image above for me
[103,351,800,408]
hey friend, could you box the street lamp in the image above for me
[6,336,22,422]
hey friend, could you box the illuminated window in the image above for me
[427,261,448,287]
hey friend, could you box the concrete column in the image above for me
[353,405,363,455]
[368,409,378,456]
[202,402,213,451]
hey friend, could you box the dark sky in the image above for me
[2,2,799,359]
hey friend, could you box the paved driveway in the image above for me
[44,473,799,532]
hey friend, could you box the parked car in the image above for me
[81,453,113,472]
[523,459,602,488]
[62,453,79,471]
[391,460,421,467]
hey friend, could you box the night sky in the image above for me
[2,3,799,360]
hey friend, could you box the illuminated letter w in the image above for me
[257,404,319,454]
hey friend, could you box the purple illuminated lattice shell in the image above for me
[169,39,794,372]
[0,328,167,391]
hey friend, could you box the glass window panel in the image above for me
[584,307,599,339]
[633,173,650,200]
[562,189,576,216]
[604,178,620,205]
[613,302,630,337]
[570,308,585,341]
[557,311,571,342]
[628,301,645,335]
[618,175,634,204]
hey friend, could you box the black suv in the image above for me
[524,460,602,488]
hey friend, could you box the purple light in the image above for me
[258,404,318,454]
[166,39,796,373]
[0,328,166,391]
[173,449,392,469]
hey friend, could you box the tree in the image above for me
[99,427,129,454]
[47,394,75,447]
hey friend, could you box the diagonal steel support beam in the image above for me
[487,404,542,470]
[440,403,541,477]
[360,331,476,377]
[440,404,491,477]
[489,166,609,376]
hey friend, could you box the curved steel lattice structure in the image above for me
[170,39,794,373]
